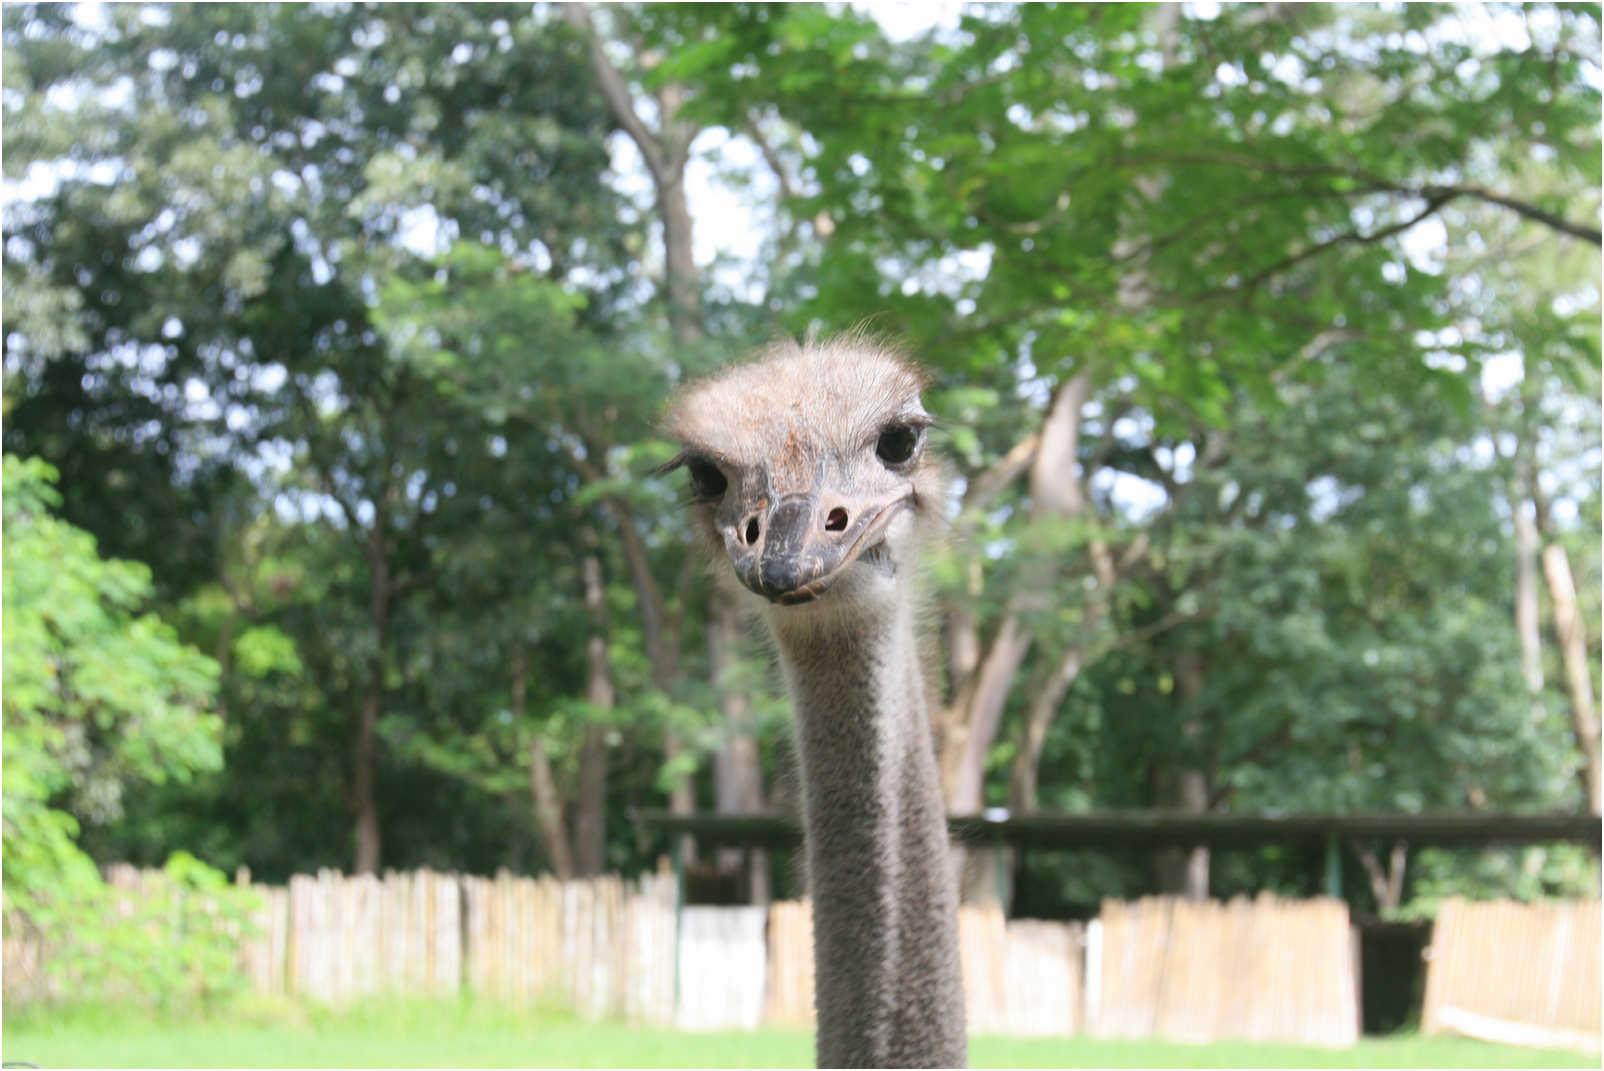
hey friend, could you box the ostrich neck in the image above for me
[773,598,967,1069]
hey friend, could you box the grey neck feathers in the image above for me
[771,594,967,1069]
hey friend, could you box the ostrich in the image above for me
[662,336,966,1069]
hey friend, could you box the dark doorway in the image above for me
[1357,918,1432,1034]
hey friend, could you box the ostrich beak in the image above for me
[725,490,909,605]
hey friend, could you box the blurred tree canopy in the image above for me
[3,2,1598,914]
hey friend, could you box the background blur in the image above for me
[2,1,1600,1061]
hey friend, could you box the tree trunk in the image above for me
[1534,503,1602,813]
[353,683,382,875]
[575,550,615,876]
[946,614,1032,814]
[1352,840,1408,913]
[1152,770,1209,899]
[589,488,696,858]
[605,499,679,685]
[1510,462,1546,701]
[518,643,576,879]
[641,70,719,853]
[941,373,1097,904]
[1010,642,1088,811]
[575,727,608,876]
[1154,650,1209,900]
[528,742,574,879]
[353,523,389,876]
[659,166,704,343]
[710,595,769,901]
[942,372,1094,813]
[519,644,577,878]
[1515,372,1599,812]
[946,599,981,699]
[568,7,713,857]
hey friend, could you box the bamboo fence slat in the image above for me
[765,899,816,1025]
[959,902,1010,1034]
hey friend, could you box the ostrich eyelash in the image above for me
[652,451,689,476]
[655,451,728,500]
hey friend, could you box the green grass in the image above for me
[3,999,1597,1069]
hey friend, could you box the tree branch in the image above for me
[1437,182,1601,245]
[960,431,1041,515]
[562,5,668,184]
[745,115,798,204]
[1230,193,1455,296]
[1123,150,1601,246]
[1108,605,1213,654]
[563,438,677,689]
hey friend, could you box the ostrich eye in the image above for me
[876,424,921,466]
[686,457,728,499]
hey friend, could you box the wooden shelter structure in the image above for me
[641,809,1600,851]
[639,809,1600,904]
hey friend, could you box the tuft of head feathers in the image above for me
[663,335,930,489]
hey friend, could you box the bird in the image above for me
[662,335,967,1069]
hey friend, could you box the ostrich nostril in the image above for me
[744,516,761,545]
[825,507,848,532]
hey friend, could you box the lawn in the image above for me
[3,1000,1597,1069]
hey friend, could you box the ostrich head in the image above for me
[662,337,943,621]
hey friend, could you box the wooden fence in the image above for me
[14,868,1595,1051]
[1422,898,1601,1054]
[1087,894,1360,1047]
[263,869,679,1022]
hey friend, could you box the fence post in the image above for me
[1084,918,1103,1033]
[669,851,685,1020]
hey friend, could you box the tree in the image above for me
[0,454,258,1003]
[3,454,223,897]
[4,4,633,872]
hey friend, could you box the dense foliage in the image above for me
[4,2,1598,919]
[3,456,254,1007]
